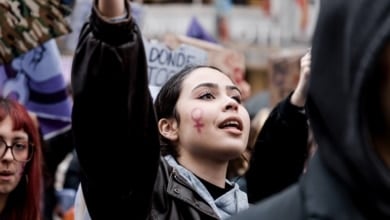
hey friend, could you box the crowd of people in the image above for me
[0,0,389,219]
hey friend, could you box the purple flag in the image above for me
[186,17,218,44]
[0,39,72,140]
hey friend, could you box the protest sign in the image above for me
[143,38,208,100]
[0,39,72,139]
[164,34,250,100]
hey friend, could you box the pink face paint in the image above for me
[191,108,204,133]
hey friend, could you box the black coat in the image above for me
[229,0,390,219]
[245,93,308,204]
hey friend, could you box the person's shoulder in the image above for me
[229,184,303,220]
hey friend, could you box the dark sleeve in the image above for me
[43,128,74,179]
[245,92,308,204]
[70,1,160,219]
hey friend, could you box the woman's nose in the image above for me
[1,148,14,161]
[224,98,239,112]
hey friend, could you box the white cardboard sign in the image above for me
[143,39,208,100]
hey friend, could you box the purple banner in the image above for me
[0,39,72,140]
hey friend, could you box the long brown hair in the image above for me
[0,97,42,220]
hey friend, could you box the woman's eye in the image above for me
[199,93,214,100]
[232,96,242,104]
[14,143,27,151]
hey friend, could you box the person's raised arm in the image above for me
[291,50,311,107]
[98,0,126,18]
[71,0,160,219]
[245,51,311,203]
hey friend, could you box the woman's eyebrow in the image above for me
[226,85,242,95]
[192,83,242,94]
[0,136,28,142]
[192,83,218,91]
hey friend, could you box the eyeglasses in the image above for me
[0,139,33,162]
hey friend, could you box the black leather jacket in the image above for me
[71,1,308,219]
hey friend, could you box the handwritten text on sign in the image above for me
[143,39,208,99]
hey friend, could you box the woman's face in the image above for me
[0,116,27,195]
[174,67,250,161]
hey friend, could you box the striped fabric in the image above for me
[0,39,72,140]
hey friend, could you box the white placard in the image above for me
[143,39,208,100]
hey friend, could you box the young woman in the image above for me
[0,98,43,220]
[71,0,309,219]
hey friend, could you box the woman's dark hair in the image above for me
[154,65,224,157]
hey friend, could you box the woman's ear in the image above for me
[158,118,179,142]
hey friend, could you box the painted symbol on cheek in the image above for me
[191,108,204,133]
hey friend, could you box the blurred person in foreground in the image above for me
[228,0,390,219]
[0,97,43,220]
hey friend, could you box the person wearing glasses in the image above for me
[0,97,43,220]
